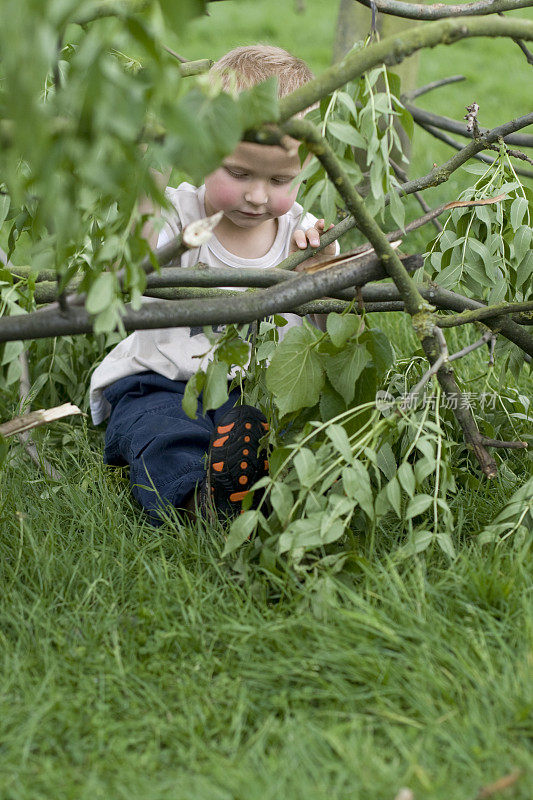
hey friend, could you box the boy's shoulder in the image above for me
[160,182,206,237]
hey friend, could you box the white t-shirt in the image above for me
[90,183,322,424]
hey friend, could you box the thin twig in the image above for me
[476,769,523,799]
[479,437,528,448]
[485,141,533,165]
[416,122,533,180]
[163,45,188,63]
[404,75,465,100]
[512,37,533,64]
[448,330,493,361]
[389,158,443,231]
[402,102,533,148]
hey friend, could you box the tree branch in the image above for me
[404,74,466,100]
[278,16,533,122]
[418,122,533,179]
[402,102,533,148]
[436,300,533,327]
[352,0,533,21]
[397,112,533,195]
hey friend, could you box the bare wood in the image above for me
[1,402,84,438]
[476,769,523,798]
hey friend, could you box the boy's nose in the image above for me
[244,182,268,206]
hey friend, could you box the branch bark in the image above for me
[278,16,533,122]
[352,0,533,21]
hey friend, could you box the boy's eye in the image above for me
[271,176,292,185]
[225,168,248,179]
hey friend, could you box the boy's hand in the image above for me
[291,219,337,272]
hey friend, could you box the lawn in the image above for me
[1,2,532,798]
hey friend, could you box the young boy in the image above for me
[89,45,336,523]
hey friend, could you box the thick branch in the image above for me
[278,17,533,122]
[0,254,431,342]
[352,0,533,21]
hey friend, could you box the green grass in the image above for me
[1,2,532,797]
[1,428,532,800]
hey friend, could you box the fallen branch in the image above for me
[476,769,523,799]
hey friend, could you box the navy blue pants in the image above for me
[103,372,239,521]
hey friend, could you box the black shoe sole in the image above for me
[206,405,269,518]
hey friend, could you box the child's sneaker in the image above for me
[204,405,270,520]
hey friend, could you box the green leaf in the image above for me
[326,312,359,348]
[516,251,533,290]
[405,494,433,519]
[0,194,10,230]
[223,510,259,556]
[324,343,369,404]
[159,0,206,32]
[342,460,374,519]
[0,340,24,367]
[397,462,415,498]
[300,178,326,216]
[326,424,353,463]
[217,336,250,367]
[182,371,205,420]
[336,91,358,119]
[293,447,318,488]
[376,442,396,481]
[361,328,395,376]
[510,197,528,230]
[389,188,405,231]
[270,482,294,525]
[320,180,338,226]
[397,530,434,559]
[237,78,279,129]
[278,515,345,553]
[327,120,366,149]
[436,533,456,559]
[86,272,116,315]
[386,476,402,518]
[434,262,463,289]
[513,226,531,265]
[266,326,324,416]
[203,360,229,413]
[466,239,494,278]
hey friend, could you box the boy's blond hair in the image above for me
[210,45,314,98]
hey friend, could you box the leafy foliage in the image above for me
[0,0,531,583]
[297,48,411,230]
[425,156,533,305]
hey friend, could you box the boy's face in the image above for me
[204,141,301,229]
